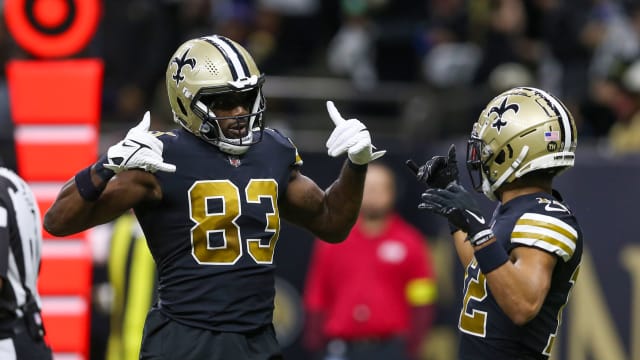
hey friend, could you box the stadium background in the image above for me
[1,0,640,359]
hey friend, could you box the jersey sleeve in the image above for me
[511,212,579,261]
[265,128,303,167]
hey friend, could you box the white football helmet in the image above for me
[467,87,578,200]
[166,35,265,155]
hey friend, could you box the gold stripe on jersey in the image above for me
[511,231,574,257]
[294,149,303,166]
[511,212,577,261]
[516,218,576,241]
[284,135,304,166]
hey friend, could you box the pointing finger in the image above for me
[134,111,151,131]
[447,144,457,163]
[326,101,345,126]
[405,160,419,175]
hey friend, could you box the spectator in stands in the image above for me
[0,167,52,359]
[303,161,437,360]
[605,58,640,154]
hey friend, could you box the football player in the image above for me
[43,35,385,360]
[408,87,582,360]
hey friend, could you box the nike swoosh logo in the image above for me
[123,140,151,149]
[122,141,139,148]
[544,203,569,213]
[465,209,485,224]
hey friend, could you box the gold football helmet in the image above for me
[467,87,577,200]
[166,35,265,155]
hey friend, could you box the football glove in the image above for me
[103,111,176,174]
[419,183,494,246]
[325,101,386,165]
[406,144,459,189]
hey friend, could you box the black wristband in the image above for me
[74,165,106,202]
[474,241,509,274]
[347,160,368,173]
[93,154,115,182]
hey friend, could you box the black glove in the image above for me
[406,144,459,189]
[419,183,494,246]
[408,144,461,234]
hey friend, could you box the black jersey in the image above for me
[458,191,582,360]
[135,128,302,333]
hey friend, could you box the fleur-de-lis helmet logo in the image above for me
[172,48,197,86]
[489,97,519,133]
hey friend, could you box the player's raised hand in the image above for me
[419,182,494,246]
[325,101,385,165]
[407,144,459,189]
[103,111,177,174]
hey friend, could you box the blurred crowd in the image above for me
[2,0,640,157]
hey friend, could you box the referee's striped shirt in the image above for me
[0,167,42,337]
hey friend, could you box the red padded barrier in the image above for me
[15,126,98,182]
[39,241,92,297]
[6,59,103,125]
[41,296,90,355]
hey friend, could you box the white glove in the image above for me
[104,111,176,174]
[325,101,386,165]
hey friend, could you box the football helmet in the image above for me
[467,87,577,200]
[166,35,265,155]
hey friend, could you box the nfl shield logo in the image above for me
[228,156,241,167]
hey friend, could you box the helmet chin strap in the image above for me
[200,121,252,155]
[216,141,250,155]
[482,145,529,201]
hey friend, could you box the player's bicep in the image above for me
[279,168,325,229]
[511,246,557,301]
[93,170,162,221]
[45,170,161,236]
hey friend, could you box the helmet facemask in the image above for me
[466,135,487,195]
[191,79,266,155]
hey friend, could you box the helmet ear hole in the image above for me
[494,150,506,165]
[177,98,188,116]
[495,144,514,165]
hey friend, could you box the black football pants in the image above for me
[139,308,283,360]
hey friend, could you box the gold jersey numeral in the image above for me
[188,179,279,265]
[459,260,488,337]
